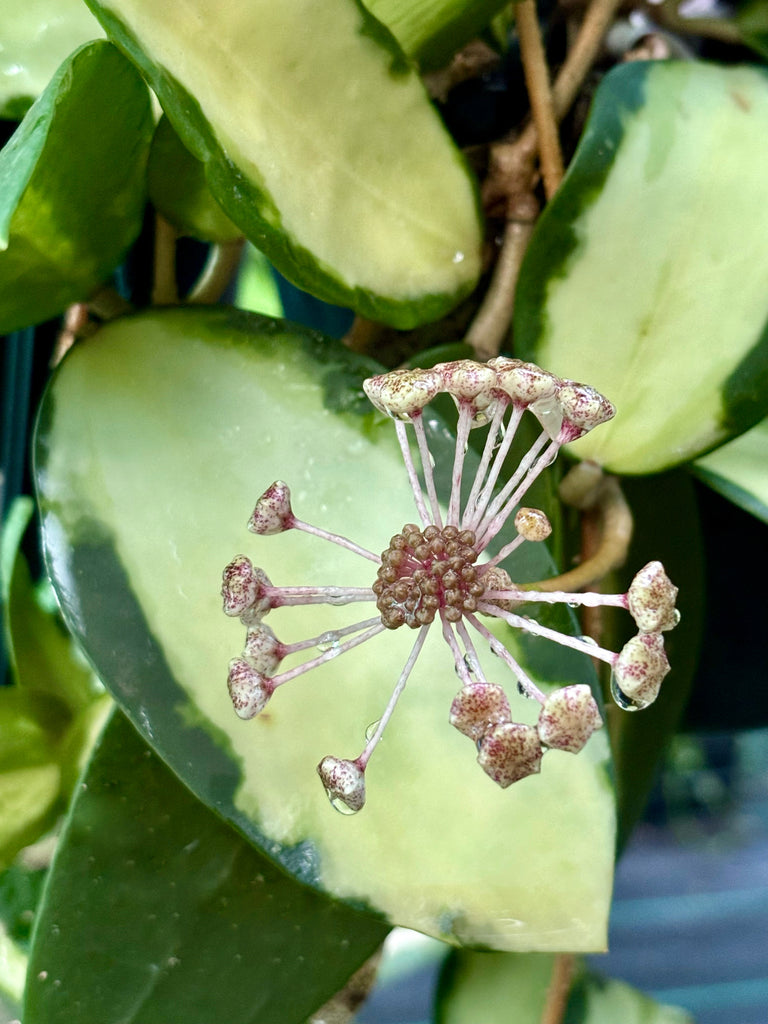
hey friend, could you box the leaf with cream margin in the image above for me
[34,306,615,951]
[0,41,152,334]
[85,0,482,328]
[693,416,768,524]
[515,60,768,475]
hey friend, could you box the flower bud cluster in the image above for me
[221,357,679,812]
[363,358,615,442]
[449,681,602,787]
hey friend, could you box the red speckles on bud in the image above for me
[557,382,616,443]
[221,557,272,622]
[243,623,283,674]
[514,507,552,542]
[248,481,293,535]
[363,367,443,420]
[537,684,602,753]
[227,657,274,719]
[489,357,560,405]
[477,722,543,788]
[316,756,366,814]
[627,561,679,633]
[436,359,499,425]
[612,633,670,710]
[449,682,512,742]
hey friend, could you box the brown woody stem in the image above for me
[540,954,576,1024]
[187,238,246,304]
[515,0,564,199]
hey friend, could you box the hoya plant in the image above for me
[1,0,767,1021]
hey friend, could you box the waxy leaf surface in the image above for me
[0,41,151,334]
[85,0,482,328]
[515,61,768,474]
[24,711,388,1024]
[34,307,615,951]
[693,417,768,524]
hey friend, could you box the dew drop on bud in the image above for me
[610,670,650,711]
[330,796,359,816]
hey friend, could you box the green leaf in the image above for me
[0,498,110,864]
[734,0,768,58]
[147,116,242,243]
[0,0,103,119]
[85,0,482,329]
[515,60,768,475]
[34,306,616,951]
[437,951,693,1023]
[24,711,388,1024]
[693,416,768,523]
[0,40,152,334]
[367,0,510,69]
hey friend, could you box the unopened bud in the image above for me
[557,382,615,442]
[248,481,293,535]
[537,684,602,753]
[514,507,552,542]
[627,561,679,633]
[227,657,274,719]
[317,756,366,814]
[491,359,559,404]
[449,682,511,742]
[243,623,283,673]
[613,633,670,710]
[363,368,443,420]
[477,722,543,788]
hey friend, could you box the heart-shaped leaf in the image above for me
[0,40,152,334]
[86,0,482,328]
[34,307,615,951]
[24,710,388,1024]
[515,61,768,474]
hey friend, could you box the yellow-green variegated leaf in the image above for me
[366,0,510,69]
[34,308,615,952]
[693,416,768,523]
[84,0,483,328]
[0,0,103,119]
[515,61,768,475]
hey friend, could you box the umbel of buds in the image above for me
[221,358,680,813]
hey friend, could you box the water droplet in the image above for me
[317,630,341,653]
[568,601,579,609]
[578,634,599,647]
[672,608,681,626]
[365,718,381,741]
[37,971,48,981]
[517,680,535,699]
[329,795,359,816]
[428,451,436,469]
[463,652,480,675]
[452,251,465,264]
[610,670,649,711]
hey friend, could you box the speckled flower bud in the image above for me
[557,381,615,442]
[627,561,679,633]
[480,566,521,611]
[613,633,670,710]
[490,358,560,405]
[317,756,366,814]
[243,623,283,674]
[514,507,552,542]
[537,684,602,753]
[221,557,273,622]
[227,657,274,719]
[363,367,443,420]
[449,682,512,741]
[477,722,543,788]
[248,481,293,535]
[437,359,499,424]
